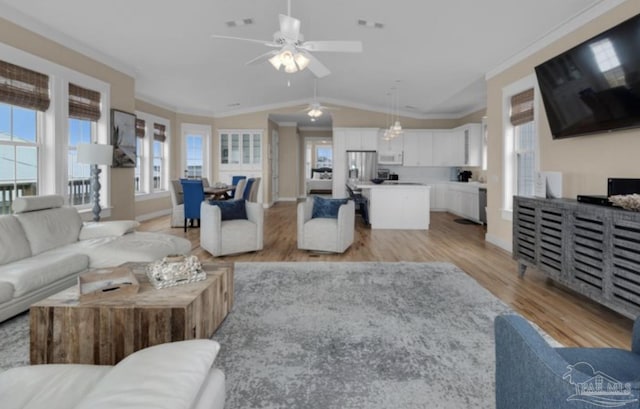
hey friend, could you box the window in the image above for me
[185,134,203,178]
[182,123,210,180]
[153,123,166,192]
[67,83,101,206]
[315,146,333,168]
[0,60,49,214]
[135,112,170,196]
[0,45,111,218]
[503,77,538,217]
[135,119,145,193]
[0,104,39,214]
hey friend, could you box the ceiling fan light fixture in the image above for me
[308,108,323,118]
[268,54,282,70]
[284,63,298,73]
[294,52,310,71]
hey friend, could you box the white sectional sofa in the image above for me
[0,339,225,409]
[0,195,192,323]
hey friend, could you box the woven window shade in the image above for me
[153,123,166,142]
[510,88,534,126]
[0,60,50,111]
[69,83,101,121]
[136,118,146,138]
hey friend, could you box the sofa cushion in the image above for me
[0,215,31,266]
[312,196,349,219]
[303,218,338,247]
[15,207,83,255]
[12,194,65,214]
[0,281,14,304]
[208,199,247,221]
[0,252,88,297]
[60,232,192,269]
[78,220,140,240]
[73,340,220,409]
[0,364,110,409]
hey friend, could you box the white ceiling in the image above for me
[0,0,607,119]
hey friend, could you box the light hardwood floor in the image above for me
[140,202,634,349]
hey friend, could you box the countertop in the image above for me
[354,181,430,189]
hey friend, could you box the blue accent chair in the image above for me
[180,179,205,232]
[230,175,246,198]
[495,314,640,409]
[242,178,255,201]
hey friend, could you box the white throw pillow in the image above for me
[79,220,140,240]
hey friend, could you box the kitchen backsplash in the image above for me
[382,166,453,184]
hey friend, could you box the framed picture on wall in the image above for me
[111,109,136,168]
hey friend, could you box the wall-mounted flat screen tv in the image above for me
[535,13,640,139]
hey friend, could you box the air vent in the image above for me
[357,19,384,29]
[227,103,241,107]
[404,105,419,110]
[226,18,254,28]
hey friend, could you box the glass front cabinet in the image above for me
[219,130,262,168]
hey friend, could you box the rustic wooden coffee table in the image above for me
[30,262,234,365]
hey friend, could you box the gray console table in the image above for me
[513,196,640,319]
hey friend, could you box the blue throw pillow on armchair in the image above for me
[312,196,349,219]
[208,199,248,221]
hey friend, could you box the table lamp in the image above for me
[77,143,113,222]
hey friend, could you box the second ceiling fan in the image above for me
[211,0,363,78]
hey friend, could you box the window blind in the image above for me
[510,88,534,126]
[0,60,50,111]
[136,118,146,138]
[68,83,101,121]
[153,123,166,142]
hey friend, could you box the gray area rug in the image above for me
[0,262,523,408]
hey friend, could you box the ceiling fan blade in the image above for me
[305,53,331,78]
[211,34,279,47]
[246,50,279,66]
[279,14,301,42]
[299,41,363,53]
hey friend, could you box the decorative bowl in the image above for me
[371,178,385,184]
[609,194,640,211]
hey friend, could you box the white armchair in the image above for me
[297,197,355,253]
[200,200,264,257]
[169,180,184,228]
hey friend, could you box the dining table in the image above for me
[204,185,236,200]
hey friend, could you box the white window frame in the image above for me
[181,123,211,181]
[501,74,540,221]
[134,111,170,200]
[0,42,111,219]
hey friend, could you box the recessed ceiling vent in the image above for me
[227,103,241,107]
[357,19,384,29]
[226,18,254,28]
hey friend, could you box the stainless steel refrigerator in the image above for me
[346,150,377,184]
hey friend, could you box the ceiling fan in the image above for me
[299,79,339,121]
[211,0,363,78]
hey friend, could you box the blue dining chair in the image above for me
[180,179,205,232]
[230,175,246,198]
[242,178,255,201]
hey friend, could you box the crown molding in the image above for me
[0,3,137,78]
[299,126,333,132]
[485,0,627,80]
[135,93,178,114]
[213,98,311,118]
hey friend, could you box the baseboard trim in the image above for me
[136,208,171,222]
[485,233,512,253]
[277,197,298,202]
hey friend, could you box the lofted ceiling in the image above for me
[0,0,606,119]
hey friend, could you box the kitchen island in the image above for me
[353,182,430,230]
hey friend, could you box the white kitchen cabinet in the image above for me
[445,182,481,222]
[403,130,433,166]
[430,183,448,211]
[432,130,463,166]
[342,128,378,151]
[459,123,482,166]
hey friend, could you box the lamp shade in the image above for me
[77,143,113,166]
